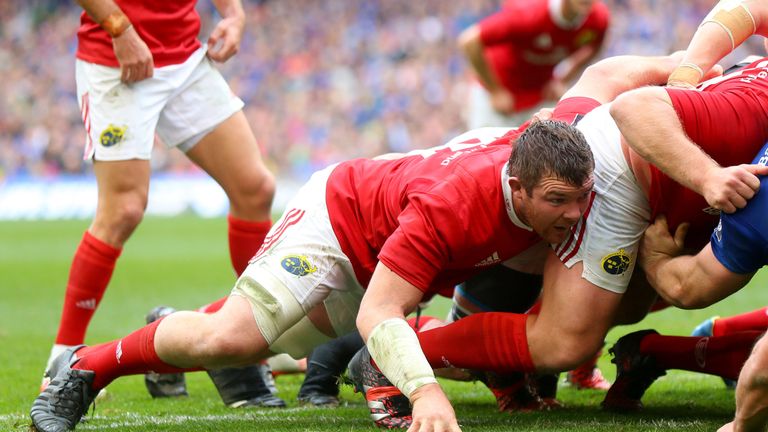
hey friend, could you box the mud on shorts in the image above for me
[231,165,365,359]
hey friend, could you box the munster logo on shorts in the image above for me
[601,249,631,275]
[281,255,317,277]
[100,124,127,147]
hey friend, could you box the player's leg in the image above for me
[297,331,364,407]
[184,110,275,275]
[47,58,163,379]
[159,55,275,277]
[602,329,762,411]
[50,160,150,364]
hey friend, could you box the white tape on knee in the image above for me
[366,318,438,399]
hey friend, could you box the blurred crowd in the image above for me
[0,0,764,183]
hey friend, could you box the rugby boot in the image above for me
[31,345,96,432]
[601,329,666,411]
[566,348,611,390]
[207,365,286,408]
[475,371,550,413]
[348,347,412,429]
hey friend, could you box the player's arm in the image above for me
[640,216,753,308]
[75,0,153,83]
[208,0,246,63]
[669,0,768,88]
[458,24,514,114]
[561,52,687,104]
[357,262,460,432]
[610,85,768,213]
[721,333,768,432]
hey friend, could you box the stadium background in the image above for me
[0,0,763,219]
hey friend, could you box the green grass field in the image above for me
[2,216,767,431]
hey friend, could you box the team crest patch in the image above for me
[281,255,317,277]
[601,249,631,275]
[100,124,127,147]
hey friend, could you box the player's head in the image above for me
[507,120,594,244]
[564,0,596,18]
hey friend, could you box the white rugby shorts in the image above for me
[465,81,545,129]
[75,46,244,161]
[231,165,364,358]
[554,104,651,294]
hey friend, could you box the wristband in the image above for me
[101,11,132,38]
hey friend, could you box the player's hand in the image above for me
[490,89,514,115]
[112,26,154,83]
[207,15,245,63]
[408,384,461,432]
[639,215,689,271]
[531,107,554,123]
[700,164,768,213]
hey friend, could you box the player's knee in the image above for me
[229,169,275,215]
[535,332,603,372]
[195,316,259,362]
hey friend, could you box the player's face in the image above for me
[566,0,595,16]
[516,175,594,244]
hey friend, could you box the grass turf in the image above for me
[1,216,766,431]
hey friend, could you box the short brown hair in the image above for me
[507,120,594,192]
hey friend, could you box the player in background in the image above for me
[46,0,280,408]
[459,0,609,128]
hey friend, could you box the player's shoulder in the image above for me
[590,1,611,19]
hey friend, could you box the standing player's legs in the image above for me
[184,111,275,276]
[45,58,165,381]
[52,159,150,354]
[48,159,150,371]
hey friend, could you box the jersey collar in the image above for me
[501,162,533,232]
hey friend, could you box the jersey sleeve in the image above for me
[666,87,768,158]
[377,191,466,293]
[552,97,601,124]
[711,213,768,274]
[479,7,538,45]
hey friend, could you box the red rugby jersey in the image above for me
[76,0,201,67]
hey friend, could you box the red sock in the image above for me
[197,296,228,313]
[75,319,195,389]
[713,307,768,336]
[228,215,271,276]
[417,312,534,374]
[55,231,121,345]
[639,331,762,380]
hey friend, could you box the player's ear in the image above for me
[509,177,524,198]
